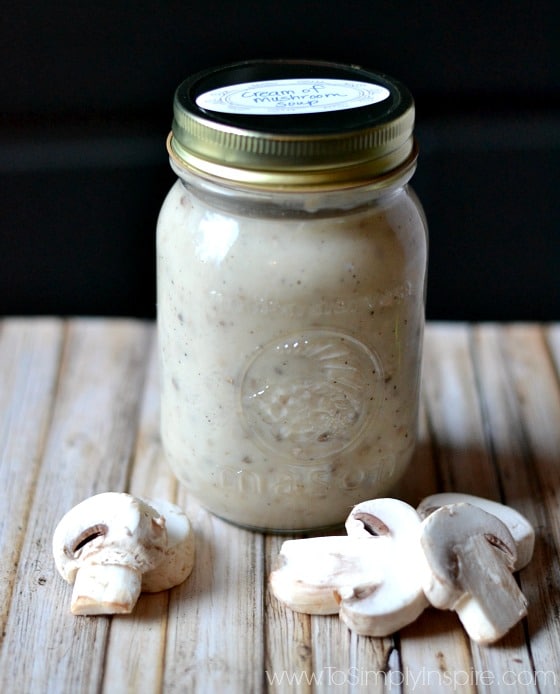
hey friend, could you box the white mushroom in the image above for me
[140,497,195,593]
[269,498,428,636]
[269,536,384,615]
[417,492,535,571]
[420,502,528,644]
[52,492,194,615]
[340,498,429,636]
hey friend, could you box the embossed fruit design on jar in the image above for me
[157,60,428,531]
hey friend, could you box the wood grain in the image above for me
[1,320,559,693]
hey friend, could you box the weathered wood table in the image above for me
[1,319,559,693]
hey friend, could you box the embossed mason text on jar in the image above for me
[157,60,428,531]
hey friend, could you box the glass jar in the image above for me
[157,60,428,531]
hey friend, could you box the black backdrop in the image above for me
[1,1,559,320]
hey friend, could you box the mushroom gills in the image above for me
[72,525,108,554]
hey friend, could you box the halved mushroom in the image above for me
[420,502,528,644]
[52,492,194,615]
[269,498,428,636]
[417,492,534,571]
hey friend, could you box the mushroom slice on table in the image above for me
[269,535,384,615]
[417,492,534,571]
[420,502,528,644]
[52,492,194,615]
[270,498,428,636]
[341,498,429,636]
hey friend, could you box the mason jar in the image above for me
[156,60,428,531]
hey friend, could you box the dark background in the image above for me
[1,1,558,320]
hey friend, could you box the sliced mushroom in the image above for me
[420,502,528,644]
[345,497,419,538]
[340,498,429,636]
[417,492,534,571]
[270,498,428,636]
[52,492,194,615]
[270,535,384,615]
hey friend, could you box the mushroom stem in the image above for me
[453,534,528,644]
[71,564,142,615]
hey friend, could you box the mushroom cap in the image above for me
[345,498,423,540]
[337,547,428,636]
[52,492,168,584]
[417,492,534,571]
[419,502,517,609]
[139,498,195,592]
[341,498,429,635]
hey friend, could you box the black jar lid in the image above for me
[168,59,417,190]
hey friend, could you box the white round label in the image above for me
[196,78,390,115]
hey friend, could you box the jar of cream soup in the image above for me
[157,60,428,531]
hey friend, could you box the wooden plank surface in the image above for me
[1,319,559,693]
